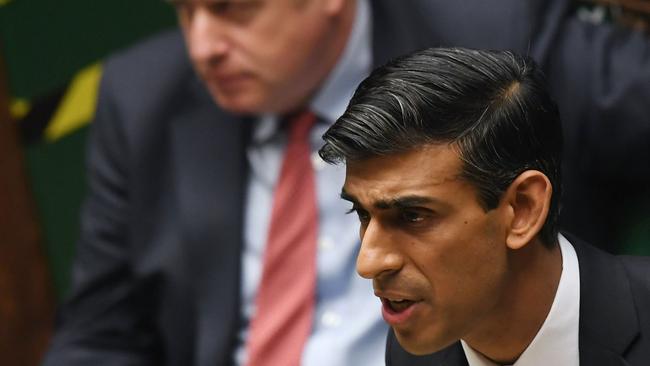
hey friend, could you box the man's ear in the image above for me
[503,170,552,250]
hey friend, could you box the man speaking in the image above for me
[320,47,650,365]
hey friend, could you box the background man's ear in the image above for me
[503,170,552,250]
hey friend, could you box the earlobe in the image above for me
[504,170,552,250]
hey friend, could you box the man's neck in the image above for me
[462,240,563,364]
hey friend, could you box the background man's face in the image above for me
[343,144,513,355]
[177,0,346,114]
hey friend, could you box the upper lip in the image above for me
[208,73,242,82]
[374,290,421,302]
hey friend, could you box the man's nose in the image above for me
[356,221,403,279]
[185,7,231,64]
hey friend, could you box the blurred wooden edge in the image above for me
[581,0,650,14]
[0,46,55,365]
[580,0,650,32]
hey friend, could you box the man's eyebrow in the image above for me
[377,196,436,209]
[340,190,437,210]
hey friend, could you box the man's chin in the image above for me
[394,328,456,356]
[209,89,268,116]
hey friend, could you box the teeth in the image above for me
[387,298,414,312]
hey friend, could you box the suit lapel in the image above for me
[572,236,639,365]
[170,78,251,365]
[440,343,469,366]
[579,341,631,366]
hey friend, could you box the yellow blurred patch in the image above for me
[10,98,31,120]
[45,63,102,142]
[0,0,13,6]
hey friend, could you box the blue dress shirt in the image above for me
[235,0,387,365]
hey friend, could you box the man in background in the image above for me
[43,0,650,365]
[320,46,650,365]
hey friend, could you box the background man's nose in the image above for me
[186,8,231,63]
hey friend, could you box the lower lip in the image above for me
[381,299,419,326]
[206,73,251,89]
[217,76,245,86]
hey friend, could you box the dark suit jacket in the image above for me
[386,238,650,366]
[43,1,650,365]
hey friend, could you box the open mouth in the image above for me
[380,296,420,325]
[382,298,416,313]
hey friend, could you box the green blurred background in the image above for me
[0,0,176,299]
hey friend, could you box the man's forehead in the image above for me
[344,145,463,181]
[342,148,466,207]
[342,170,463,203]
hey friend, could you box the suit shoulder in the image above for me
[106,28,187,72]
[91,28,217,155]
[101,28,194,96]
[96,28,207,116]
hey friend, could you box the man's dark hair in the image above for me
[319,47,563,246]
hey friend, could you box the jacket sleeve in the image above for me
[41,61,161,366]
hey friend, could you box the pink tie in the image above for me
[245,111,318,366]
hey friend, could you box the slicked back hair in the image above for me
[319,47,563,247]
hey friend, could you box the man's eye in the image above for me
[207,2,232,14]
[401,211,424,223]
[346,207,370,223]
[208,1,261,19]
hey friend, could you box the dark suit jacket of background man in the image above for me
[43,1,650,365]
[386,237,650,366]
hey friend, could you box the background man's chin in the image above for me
[210,91,265,115]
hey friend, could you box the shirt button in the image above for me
[321,311,342,328]
[311,151,327,171]
[319,237,334,251]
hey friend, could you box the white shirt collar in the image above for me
[461,234,580,366]
[251,0,372,144]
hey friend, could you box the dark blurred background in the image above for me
[0,0,648,365]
